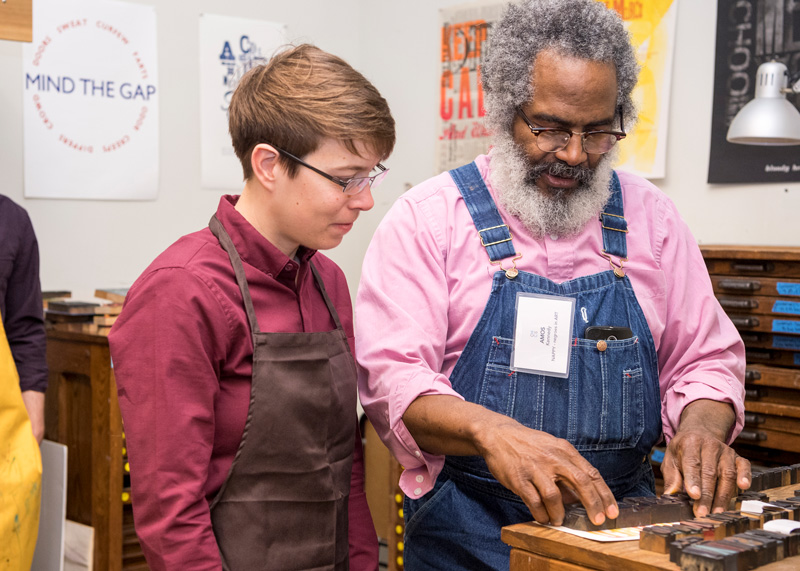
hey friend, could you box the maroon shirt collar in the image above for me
[216,195,316,279]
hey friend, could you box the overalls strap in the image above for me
[450,162,517,262]
[600,171,627,260]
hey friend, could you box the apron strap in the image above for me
[309,262,344,330]
[209,215,346,336]
[599,171,628,260]
[450,162,518,262]
[210,215,262,335]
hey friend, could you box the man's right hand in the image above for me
[404,395,618,527]
[476,415,618,526]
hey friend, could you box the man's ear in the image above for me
[251,144,281,188]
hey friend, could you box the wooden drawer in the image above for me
[711,276,800,297]
[746,348,800,368]
[705,258,800,278]
[717,295,800,316]
[740,332,800,352]
[727,313,800,335]
[702,246,800,462]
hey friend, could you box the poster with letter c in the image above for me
[22,0,159,200]
[199,14,287,189]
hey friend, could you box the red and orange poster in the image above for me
[436,0,677,179]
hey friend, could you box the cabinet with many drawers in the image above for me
[701,246,800,465]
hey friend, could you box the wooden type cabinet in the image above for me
[44,330,148,571]
[700,246,800,464]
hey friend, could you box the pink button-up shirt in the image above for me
[355,153,745,499]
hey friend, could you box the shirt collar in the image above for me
[215,195,317,276]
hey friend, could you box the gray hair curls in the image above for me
[482,0,639,134]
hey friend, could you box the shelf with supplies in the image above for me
[700,246,800,465]
[44,328,149,571]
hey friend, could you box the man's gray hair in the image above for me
[482,0,639,134]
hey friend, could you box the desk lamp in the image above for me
[726,61,800,145]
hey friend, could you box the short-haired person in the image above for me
[356,1,749,568]
[110,44,395,570]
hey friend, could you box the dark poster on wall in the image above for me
[708,0,800,184]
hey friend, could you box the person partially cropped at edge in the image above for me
[355,0,749,568]
[109,44,395,571]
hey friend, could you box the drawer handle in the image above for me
[731,316,760,328]
[731,262,775,273]
[717,279,761,292]
[736,429,767,442]
[745,387,763,399]
[744,412,766,425]
[745,369,762,382]
[719,298,759,310]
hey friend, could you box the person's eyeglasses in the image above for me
[272,145,389,196]
[516,106,626,155]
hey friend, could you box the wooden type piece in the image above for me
[678,543,740,571]
[640,523,705,554]
[685,518,729,541]
[670,535,705,564]
[771,499,800,519]
[639,525,676,554]
[746,528,796,558]
[743,529,787,560]
[718,537,764,569]
[734,491,768,510]
[722,536,774,567]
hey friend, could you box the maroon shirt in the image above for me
[109,195,377,570]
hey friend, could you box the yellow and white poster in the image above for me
[436,0,678,180]
[603,0,678,179]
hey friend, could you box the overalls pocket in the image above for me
[477,335,644,451]
[569,336,644,450]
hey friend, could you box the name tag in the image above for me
[511,293,575,378]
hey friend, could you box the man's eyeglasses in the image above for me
[516,106,626,155]
[272,145,388,196]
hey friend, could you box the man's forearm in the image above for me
[403,395,502,457]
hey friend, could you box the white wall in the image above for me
[1,0,798,303]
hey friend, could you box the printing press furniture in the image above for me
[502,484,800,571]
[44,330,148,571]
[700,246,800,464]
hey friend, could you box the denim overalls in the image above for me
[403,162,662,570]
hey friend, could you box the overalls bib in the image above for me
[403,163,662,570]
[208,216,356,571]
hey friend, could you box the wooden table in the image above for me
[502,485,800,570]
[45,330,148,571]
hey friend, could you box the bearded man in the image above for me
[355,0,750,568]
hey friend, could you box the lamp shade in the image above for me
[726,61,800,145]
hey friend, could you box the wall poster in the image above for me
[437,1,504,174]
[708,0,800,184]
[22,0,159,200]
[199,14,287,189]
[604,0,678,180]
[436,0,678,180]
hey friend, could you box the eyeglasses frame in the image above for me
[516,105,627,154]
[270,145,388,195]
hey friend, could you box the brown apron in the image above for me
[208,216,356,571]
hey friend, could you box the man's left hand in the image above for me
[661,399,750,517]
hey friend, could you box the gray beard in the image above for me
[488,132,617,239]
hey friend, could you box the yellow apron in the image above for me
[0,318,42,570]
